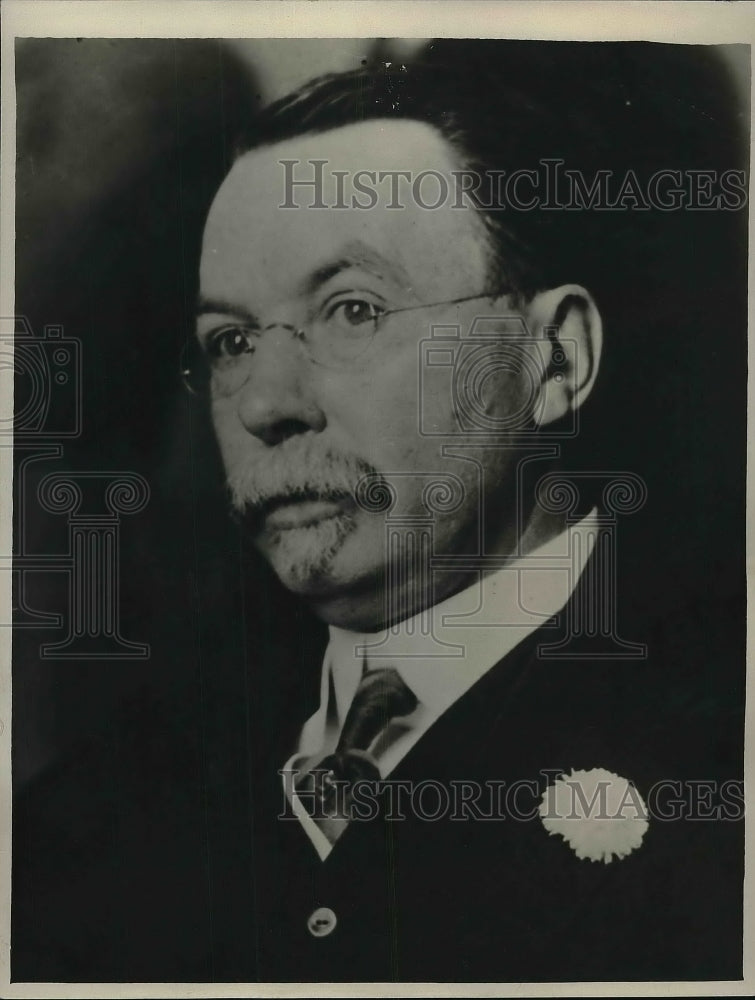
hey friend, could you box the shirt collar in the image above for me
[326,508,599,724]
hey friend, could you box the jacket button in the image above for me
[307,906,337,938]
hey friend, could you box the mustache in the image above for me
[226,436,381,520]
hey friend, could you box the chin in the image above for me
[259,512,361,595]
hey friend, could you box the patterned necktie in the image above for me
[296,666,418,841]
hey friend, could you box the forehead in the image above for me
[200,119,491,305]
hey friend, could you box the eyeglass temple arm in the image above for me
[381,290,507,321]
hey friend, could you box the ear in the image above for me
[524,284,603,427]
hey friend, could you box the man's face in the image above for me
[199,120,542,626]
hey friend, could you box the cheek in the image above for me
[327,358,428,467]
[210,403,254,472]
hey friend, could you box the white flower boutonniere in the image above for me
[539,767,649,864]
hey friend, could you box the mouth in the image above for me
[258,491,354,531]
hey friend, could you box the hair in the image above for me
[232,47,614,303]
[226,41,748,512]
[231,40,745,309]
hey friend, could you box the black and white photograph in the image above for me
[1,1,751,992]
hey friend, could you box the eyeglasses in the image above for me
[180,290,508,398]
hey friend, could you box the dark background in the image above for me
[12,39,749,790]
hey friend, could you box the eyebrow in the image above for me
[301,240,411,297]
[195,240,412,321]
[195,296,259,325]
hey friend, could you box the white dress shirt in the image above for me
[283,509,598,859]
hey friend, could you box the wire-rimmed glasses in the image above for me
[180,290,508,398]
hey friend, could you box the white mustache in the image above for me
[226,436,379,516]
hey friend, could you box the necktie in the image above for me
[296,667,418,841]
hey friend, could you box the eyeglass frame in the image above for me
[180,288,512,398]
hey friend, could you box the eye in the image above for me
[204,326,255,362]
[326,298,385,331]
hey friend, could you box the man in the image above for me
[13,44,744,983]
[183,56,743,980]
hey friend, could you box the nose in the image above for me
[235,328,326,446]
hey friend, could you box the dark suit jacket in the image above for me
[12,554,744,983]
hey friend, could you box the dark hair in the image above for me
[232,40,746,311]
[228,41,748,514]
[233,52,608,301]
